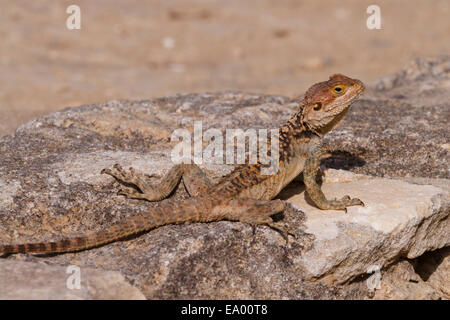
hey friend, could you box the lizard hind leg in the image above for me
[215,198,294,242]
[180,164,214,197]
[101,163,214,201]
[101,164,183,201]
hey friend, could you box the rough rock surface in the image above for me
[0,57,448,299]
[412,246,450,299]
[373,260,441,300]
[281,169,448,285]
[0,259,145,300]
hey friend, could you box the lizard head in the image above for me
[301,74,365,135]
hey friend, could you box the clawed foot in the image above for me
[101,164,161,201]
[266,221,296,244]
[329,195,365,213]
[115,186,151,200]
[340,195,364,206]
[101,164,156,188]
[236,199,294,244]
[310,190,365,213]
[248,219,295,245]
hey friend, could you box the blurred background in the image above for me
[0,0,449,136]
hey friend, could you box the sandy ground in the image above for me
[0,0,449,136]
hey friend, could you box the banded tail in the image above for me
[0,198,215,254]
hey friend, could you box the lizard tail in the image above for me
[0,198,214,254]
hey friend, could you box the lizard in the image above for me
[0,74,365,255]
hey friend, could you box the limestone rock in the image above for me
[413,247,450,299]
[373,260,441,300]
[281,169,449,284]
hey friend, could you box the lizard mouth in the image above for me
[342,82,365,108]
[354,82,366,97]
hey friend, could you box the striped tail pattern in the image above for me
[0,198,215,255]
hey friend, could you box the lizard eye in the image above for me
[332,84,346,95]
[313,102,322,111]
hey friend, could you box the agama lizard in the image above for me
[0,74,365,254]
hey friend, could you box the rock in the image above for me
[281,169,449,284]
[373,260,441,300]
[372,55,450,107]
[413,247,450,299]
[374,75,397,91]
[0,57,448,299]
[0,259,145,300]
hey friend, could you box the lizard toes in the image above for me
[349,197,364,206]
[117,187,137,198]
[113,163,123,171]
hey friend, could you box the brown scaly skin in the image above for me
[0,74,365,255]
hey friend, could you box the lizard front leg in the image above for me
[101,163,213,201]
[303,145,364,212]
